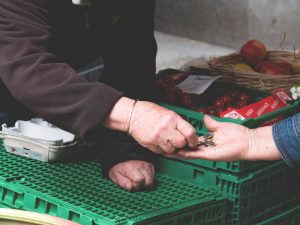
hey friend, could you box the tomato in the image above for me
[215,99,225,110]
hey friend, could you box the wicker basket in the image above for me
[208,50,300,93]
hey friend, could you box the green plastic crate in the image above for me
[0,203,10,208]
[256,205,300,225]
[174,157,271,176]
[161,100,300,133]
[0,143,228,225]
[155,157,300,225]
[160,99,300,174]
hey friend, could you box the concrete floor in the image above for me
[155,31,234,72]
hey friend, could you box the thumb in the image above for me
[203,115,221,132]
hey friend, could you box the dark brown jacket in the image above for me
[0,0,157,174]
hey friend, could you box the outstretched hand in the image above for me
[173,115,282,161]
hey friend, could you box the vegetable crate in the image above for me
[160,98,300,174]
[0,141,228,225]
[255,205,300,225]
[155,157,300,225]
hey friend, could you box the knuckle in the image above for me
[169,111,178,121]
[148,163,155,171]
[123,163,132,171]
[156,122,167,132]
[145,134,156,145]
[141,139,151,147]
[160,146,170,154]
[164,111,177,123]
[150,146,162,154]
[133,174,144,183]
[151,133,159,143]
[145,138,153,145]
[165,146,176,154]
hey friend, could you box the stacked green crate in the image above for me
[156,157,300,225]
[158,70,300,175]
[0,142,228,225]
[158,91,300,224]
[0,203,10,208]
[256,205,300,225]
[161,100,300,174]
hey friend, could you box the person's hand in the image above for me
[174,115,282,161]
[108,160,155,191]
[128,101,198,155]
[104,97,198,155]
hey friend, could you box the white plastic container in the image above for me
[0,119,78,162]
[0,208,80,225]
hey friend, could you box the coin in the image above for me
[197,141,205,146]
[203,132,214,140]
[204,141,216,147]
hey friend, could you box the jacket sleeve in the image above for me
[272,113,300,167]
[97,130,157,177]
[0,0,123,141]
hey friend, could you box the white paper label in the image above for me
[176,75,221,95]
[222,110,245,120]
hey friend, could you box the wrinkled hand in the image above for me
[108,160,155,191]
[129,101,198,155]
[174,115,281,161]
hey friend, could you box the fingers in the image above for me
[175,143,242,161]
[139,164,155,188]
[167,131,187,149]
[108,161,155,191]
[109,170,134,191]
[155,131,191,154]
[203,115,221,132]
[176,118,198,148]
[149,145,165,155]
[150,134,185,155]
[175,147,223,160]
[158,138,176,154]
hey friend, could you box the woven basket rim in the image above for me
[208,50,300,77]
[208,50,300,93]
